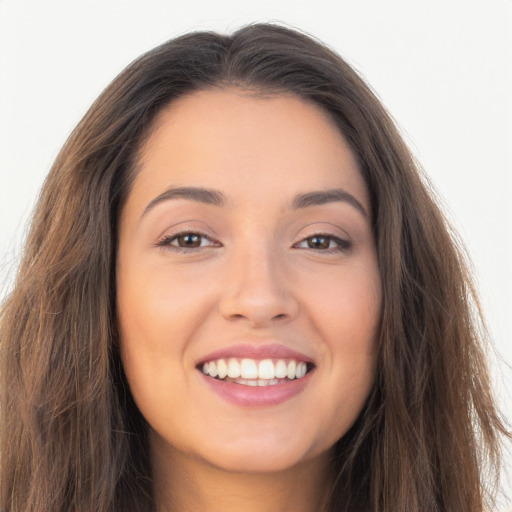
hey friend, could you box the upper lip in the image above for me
[197,343,315,366]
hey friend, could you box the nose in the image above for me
[218,246,299,327]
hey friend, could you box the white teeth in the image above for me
[240,358,258,379]
[227,358,241,378]
[287,360,296,380]
[296,362,307,379]
[217,359,228,379]
[275,359,288,378]
[202,357,311,382]
[208,361,218,378]
[258,359,275,380]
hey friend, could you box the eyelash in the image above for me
[156,232,219,252]
[294,233,352,253]
[156,232,351,253]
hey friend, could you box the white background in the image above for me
[0,0,511,509]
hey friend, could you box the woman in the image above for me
[0,23,508,512]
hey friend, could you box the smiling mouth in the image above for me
[199,357,313,387]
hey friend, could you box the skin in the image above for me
[117,88,382,512]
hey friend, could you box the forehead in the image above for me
[130,88,368,212]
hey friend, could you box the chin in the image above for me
[209,453,302,474]
[194,433,331,475]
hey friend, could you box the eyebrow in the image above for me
[141,186,368,219]
[292,189,368,219]
[142,186,225,217]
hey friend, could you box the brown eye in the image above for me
[157,232,218,251]
[306,235,331,249]
[295,234,351,252]
[175,233,202,248]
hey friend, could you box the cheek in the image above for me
[116,259,221,415]
[303,258,380,433]
[117,258,216,350]
[307,257,381,351]
[117,300,192,439]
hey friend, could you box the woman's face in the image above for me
[117,88,381,474]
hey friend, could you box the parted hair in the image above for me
[0,23,508,512]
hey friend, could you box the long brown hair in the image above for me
[0,23,508,512]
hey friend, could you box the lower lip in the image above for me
[200,371,313,407]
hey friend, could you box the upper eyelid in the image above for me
[155,225,352,248]
[294,227,351,244]
[294,220,350,236]
[294,233,351,249]
[296,233,345,242]
[155,222,218,242]
[158,231,218,245]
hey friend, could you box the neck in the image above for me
[151,438,333,512]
